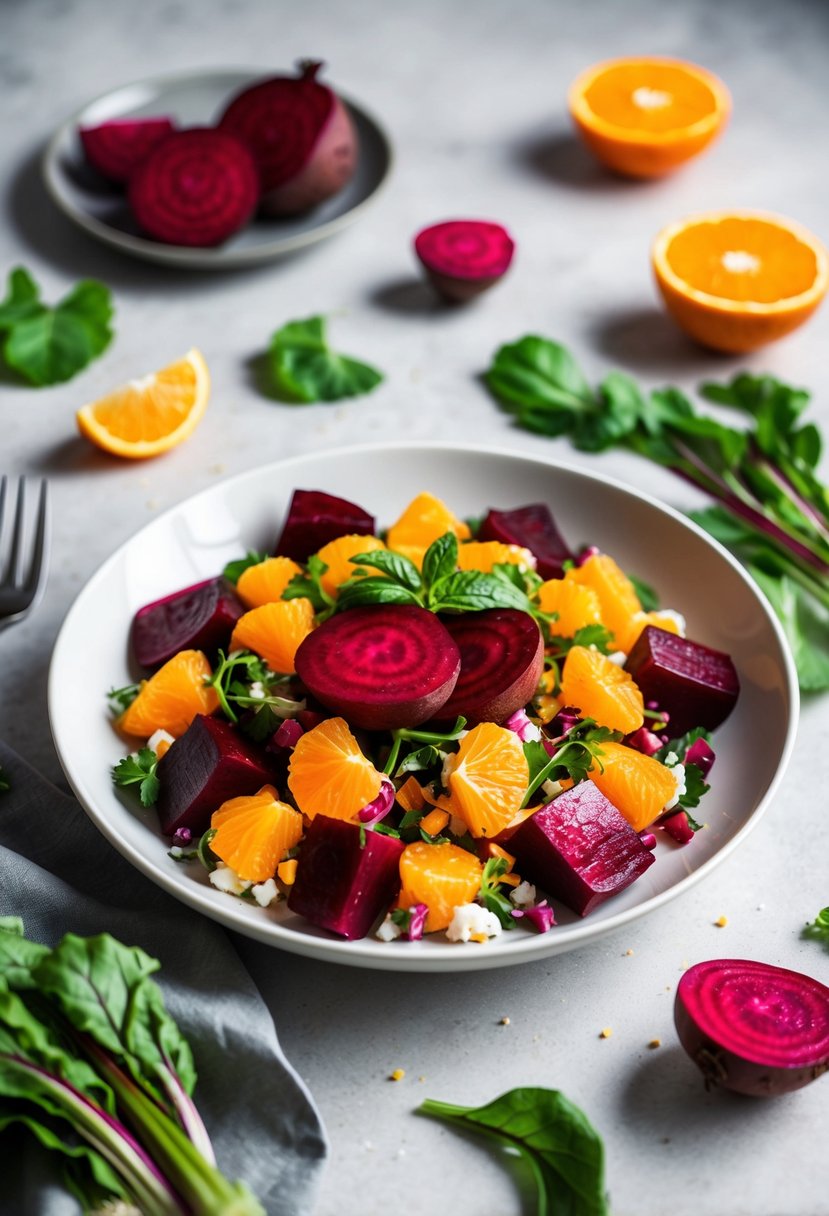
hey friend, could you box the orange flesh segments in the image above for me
[118,649,218,738]
[589,741,678,832]
[287,716,383,821]
[446,722,529,838]
[236,556,302,609]
[229,597,315,674]
[397,840,483,933]
[559,645,645,735]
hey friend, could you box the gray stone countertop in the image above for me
[2,0,828,1212]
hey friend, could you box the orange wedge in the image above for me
[118,648,218,738]
[236,556,302,609]
[588,742,678,832]
[568,57,730,178]
[76,349,209,459]
[287,716,383,822]
[386,492,471,570]
[653,210,829,352]
[397,841,483,933]
[456,541,535,574]
[229,598,315,674]
[566,554,642,650]
[443,722,529,839]
[559,645,644,735]
[314,534,386,597]
[211,785,303,883]
[537,578,602,637]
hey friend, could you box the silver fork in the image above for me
[0,477,50,630]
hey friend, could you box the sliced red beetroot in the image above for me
[79,117,176,185]
[675,959,829,1097]
[129,128,259,246]
[218,61,357,216]
[624,626,740,738]
[275,489,375,562]
[414,220,515,303]
[131,577,245,670]
[288,815,404,939]
[479,504,573,579]
[431,609,544,726]
[294,604,460,731]
[155,714,275,837]
[506,782,655,916]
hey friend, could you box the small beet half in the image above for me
[129,128,259,247]
[479,504,573,580]
[274,488,375,562]
[675,959,829,1097]
[131,576,245,670]
[432,608,544,727]
[294,604,460,731]
[414,220,515,303]
[79,117,176,185]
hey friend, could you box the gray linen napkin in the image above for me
[0,741,327,1216]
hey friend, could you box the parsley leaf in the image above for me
[222,550,267,585]
[268,315,384,403]
[107,683,141,715]
[283,554,337,616]
[803,907,829,946]
[111,749,159,807]
[479,857,516,929]
[2,273,114,386]
[522,720,622,807]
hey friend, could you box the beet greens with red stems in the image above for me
[484,336,829,691]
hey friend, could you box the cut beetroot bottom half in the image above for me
[79,117,176,185]
[274,488,375,562]
[294,604,460,731]
[131,576,245,670]
[288,815,404,939]
[128,128,259,246]
[431,609,544,727]
[675,959,829,1096]
[624,625,740,738]
[414,219,515,303]
[479,504,573,580]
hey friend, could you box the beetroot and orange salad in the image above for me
[109,487,740,944]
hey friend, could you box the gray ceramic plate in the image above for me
[42,67,393,269]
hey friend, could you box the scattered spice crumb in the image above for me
[499,1016,511,1026]
[715,915,728,928]
[680,959,689,969]
[648,1038,662,1049]
[389,1068,406,1082]
[665,985,671,991]
[599,1027,613,1039]
[662,1137,671,1145]
[418,1075,426,1083]
[624,948,634,956]
[146,499,159,511]
[756,903,765,912]
[208,463,226,476]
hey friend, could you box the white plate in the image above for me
[42,68,393,270]
[48,444,798,972]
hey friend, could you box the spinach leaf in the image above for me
[3,277,114,386]
[268,314,383,403]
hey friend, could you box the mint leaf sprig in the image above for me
[222,550,267,585]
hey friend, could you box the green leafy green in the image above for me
[0,270,114,386]
[222,550,267,585]
[107,683,141,715]
[204,649,303,727]
[111,749,159,808]
[522,720,622,807]
[653,729,712,813]
[803,907,829,945]
[268,314,383,404]
[419,1086,608,1216]
[479,858,516,929]
[282,554,337,617]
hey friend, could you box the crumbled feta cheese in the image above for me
[662,753,687,810]
[520,720,543,743]
[446,904,502,943]
[251,878,279,907]
[209,863,251,896]
[376,915,403,942]
[606,651,627,667]
[148,728,175,754]
[658,609,686,636]
[169,846,184,859]
[510,881,538,908]
[541,778,564,800]
[248,681,266,701]
[440,751,457,788]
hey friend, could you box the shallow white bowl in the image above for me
[48,443,798,972]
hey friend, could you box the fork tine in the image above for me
[7,478,27,587]
[0,476,6,567]
[23,480,49,593]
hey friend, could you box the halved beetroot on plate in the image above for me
[479,504,573,579]
[431,608,544,726]
[274,489,375,562]
[131,577,245,670]
[79,117,176,184]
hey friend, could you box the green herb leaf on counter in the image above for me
[111,748,159,808]
[803,907,829,945]
[0,270,114,387]
[418,1085,608,1216]
[268,314,384,404]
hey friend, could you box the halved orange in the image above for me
[229,598,314,674]
[386,492,471,569]
[559,645,644,734]
[397,840,483,933]
[76,349,210,459]
[314,534,386,597]
[537,578,602,637]
[456,540,535,575]
[568,57,730,177]
[211,785,303,883]
[566,554,641,650]
[653,210,829,352]
[287,716,383,822]
[236,556,302,609]
[443,722,529,838]
[118,648,218,738]
[588,741,678,832]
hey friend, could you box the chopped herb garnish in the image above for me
[222,550,267,584]
[107,683,141,714]
[111,748,159,808]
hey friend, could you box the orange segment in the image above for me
[589,741,678,832]
[568,57,730,177]
[210,786,303,883]
[617,610,683,655]
[287,716,383,822]
[314,534,386,597]
[395,776,430,814]
[236,556,302,609]
[537,578,603,637]
[653,210,829,352]
[456,541,535,574]
[386,492,471,570]
[559,646,644,734]
[76,349,209,459]
[444,723,529,839]
[230,598,314,674]
[397,841,483,932]
[566,554,641,650]
[118,649,218,738]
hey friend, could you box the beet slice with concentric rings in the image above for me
[675,958,829,1096]
[129,128,259,247]
[80,117,176,185]
[414,220,515,303]
[294,604,460,731]
[431,608,544,726]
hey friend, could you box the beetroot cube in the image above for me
[479,503,573,580]
[132,577,245,670]
[155,715,275,837]
[274,489,375,562]
[624,626,739,739]
[288,816,404,939]
[507,783,655,917]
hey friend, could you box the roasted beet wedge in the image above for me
[79,117,176,184]
[479,504,573,579]
[155,715,275,837]
[288,815,405,939]
[624,626,739,738]
[506,783,655,916]
[131,577,245,670]
[274,489,375,562]
[294,604,460,730]
[432,609,544,726]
